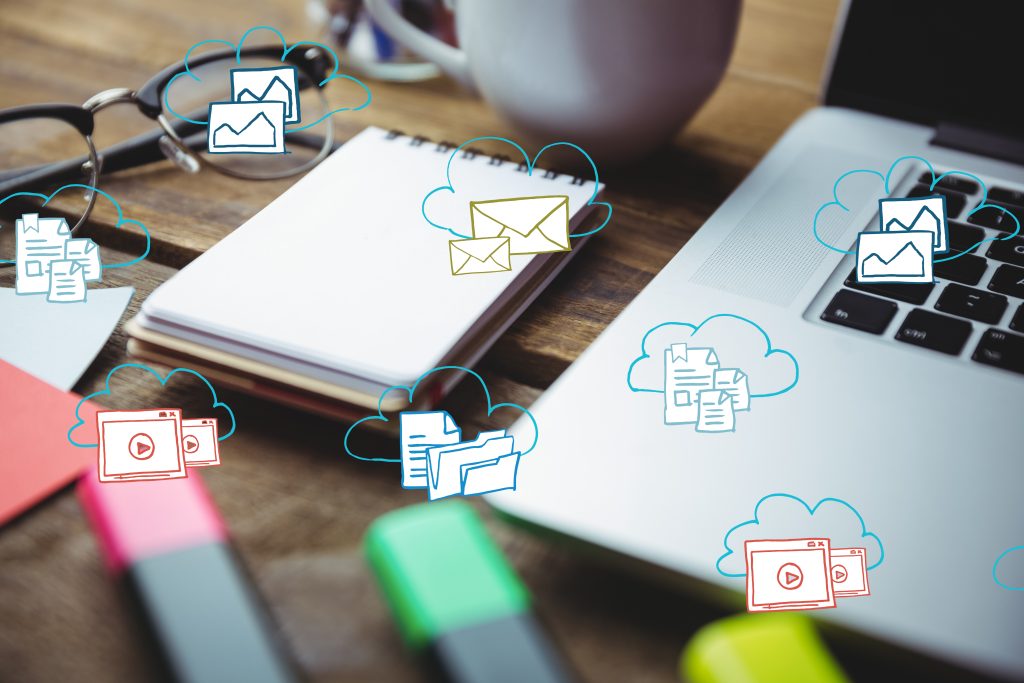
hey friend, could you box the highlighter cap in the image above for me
[365,501,530,649]
[681,613,849,683]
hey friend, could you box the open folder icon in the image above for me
[426,430,519,500]
[470,195,571,255]
[449,236,512,276]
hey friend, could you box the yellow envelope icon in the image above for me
[470,195,571,255]
[449,236,512,276]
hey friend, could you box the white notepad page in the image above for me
[141,127,604,386]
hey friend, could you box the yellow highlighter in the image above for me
[681,613,850,683]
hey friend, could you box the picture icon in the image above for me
[231,66,301,124]
[208,101,286,154]
[854,195,948,284]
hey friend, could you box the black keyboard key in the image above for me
[988,264,1024,299]
[947,221,985,254]
[1010,305,1024,332]
[907,184,966,217]
[920,173,979,195]
[972,328,1024,375]
[987,234,1024,267]
[988,186,1024,208]
[933,253,987,285]
[821,289,897,334]
[894,309,972,355]
[845,269,934,305]
[934,283,1008,324]
[968,202,1024,231]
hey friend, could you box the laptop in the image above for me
[488,1,1023,680]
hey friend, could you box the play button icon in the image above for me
[129,433,155,460]
[183,435,200,454]
[832,565,848,583]
[777,562,804,590]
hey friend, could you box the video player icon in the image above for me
[129,433,156,460]
[182,435,200,454]
[777,562,804,590]
[832,565,848,583]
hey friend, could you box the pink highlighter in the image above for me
[77,468,298,682]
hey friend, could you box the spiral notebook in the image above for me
[127,126,605,419]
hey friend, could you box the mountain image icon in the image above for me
[861,240,925,277]
[212,112,278,148]
[237,76,294,119]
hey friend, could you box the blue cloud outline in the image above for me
[343,364,538,463]
[0,184,151,268]
[67,362,236,448]
[993,545,1024,591]
[813,155,1020,263]
[421,136,613,240]
[164,24,372,133]
[625,314,799,399]
[715,493,885,578]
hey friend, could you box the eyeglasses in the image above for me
[0,44,341,238]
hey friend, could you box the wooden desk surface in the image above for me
[1,1,980,681]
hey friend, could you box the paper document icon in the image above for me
[856,231,933,284]
[47,260,87,303]
[207,101,286,154]
[426,430,516,500]
[64,238,102,282]
[449,236,512,275]
[231,66,301,123]
[714,368,749,412]
[696,390,735,433]
[470,195,571,255]
[879,195,948,253]
[15,213,71,295]
[400,411,462,488]
[664,343,719,425]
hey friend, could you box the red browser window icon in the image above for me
[744,538,837,613]
[181,418,221,467]
[96,409,187,483]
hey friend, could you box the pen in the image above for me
[77,467,299,683]
[365,501,578,683]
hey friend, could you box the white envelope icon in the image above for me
[449,236,512,275]
[470,195,571,255]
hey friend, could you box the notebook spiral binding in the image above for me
[383,128,592,186]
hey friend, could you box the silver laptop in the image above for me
[489,0,1024,680]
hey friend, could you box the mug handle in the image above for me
[363,0,474,89]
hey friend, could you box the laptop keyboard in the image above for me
[816,171,1024,375]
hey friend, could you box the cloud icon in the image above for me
[626,314,798,399]
[343,365,538,462]
[421,136,612,240]
[67,363,236,448]
[0,184,151,268]
[716,493,884,578]
[165,24,371,133]
[813,154,1020,263]
[993,546,1024,591]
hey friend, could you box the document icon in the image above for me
[231,66,301,124]
[696,390,735,433]
[64,238,102,282]
[15,213,71,295]
[879,195,948,253]
[856,231,933,284]
[713,368,749,412]
[449,236,512,276]
[664,343,719,425]
[46,260,87,303]
[470,195,571,255]
[426,430,517,500]
[207,101,286,154]
[400,411,462,488]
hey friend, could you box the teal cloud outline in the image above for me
[164,24,371,133]
[421,136,612,240]
[993,546,1024,591]
[343,365,538,463]
[0,184,151,268]
[67,362,236,448]
[715,493,885,578]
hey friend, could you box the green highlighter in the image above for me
[365,502,578,683]
[681,613,850,683]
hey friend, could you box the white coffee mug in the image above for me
[364,0,742,163]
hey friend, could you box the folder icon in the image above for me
[449,236,512,276]
[426,430,516,500]
[470,195,571,255]
[461,451,520,496]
